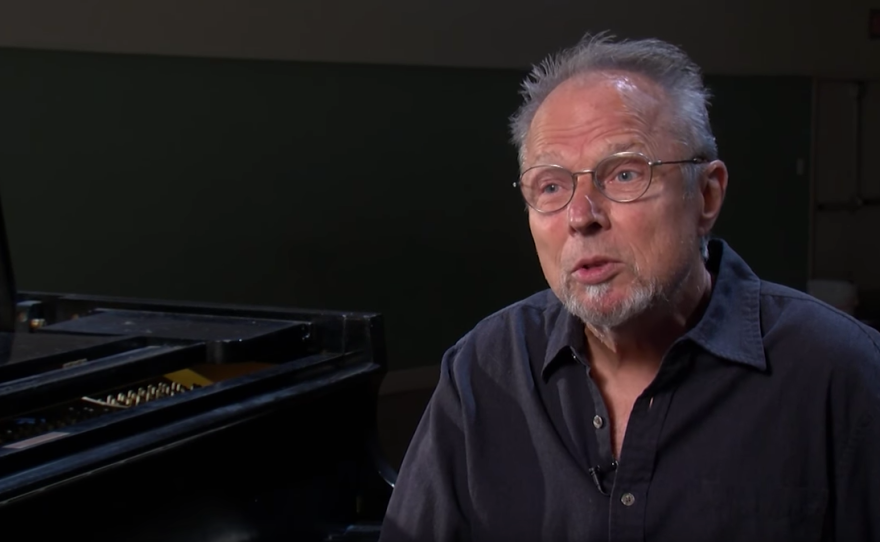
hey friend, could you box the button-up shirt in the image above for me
[379,239,880,542]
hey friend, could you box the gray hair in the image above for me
[509,32,718,168]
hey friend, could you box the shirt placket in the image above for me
[606,391,670,542]
[584,369,617,494]
[583,346,689,542]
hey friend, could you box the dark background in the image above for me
[0,47,812,372]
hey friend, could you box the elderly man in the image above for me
[379,33,880,541]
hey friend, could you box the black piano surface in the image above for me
[0,195,394,540]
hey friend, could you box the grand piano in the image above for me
[0,198,394,540]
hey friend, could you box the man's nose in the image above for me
[567,179,609,233]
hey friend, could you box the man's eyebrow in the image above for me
[528,142,642,168]
[604,141,640,154]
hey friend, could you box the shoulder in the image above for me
[462,289,561,349]
[759,280,880,354]
[440,289,561,385]
[759,280,880,404]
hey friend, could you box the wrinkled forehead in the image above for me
[535,70,669,124]
[530,141,645,168]
[523,71,674,165]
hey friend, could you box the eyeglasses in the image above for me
[513,151,707,213]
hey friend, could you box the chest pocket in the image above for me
[696,480,829,542]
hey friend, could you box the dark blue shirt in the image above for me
[379,239,880,542]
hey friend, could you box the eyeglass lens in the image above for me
[520,153,652,211]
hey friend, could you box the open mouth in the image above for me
[572,260,618,285]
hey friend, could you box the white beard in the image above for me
[558,272,659,329]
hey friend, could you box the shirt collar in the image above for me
[685,238,766,370]
[541,238,767,380]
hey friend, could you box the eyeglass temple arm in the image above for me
[652,157,708,166]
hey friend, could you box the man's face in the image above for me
[524,72,708,327]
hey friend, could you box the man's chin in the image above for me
[559,284,656,328]
[574,285,624,308]
[563,294,625,325]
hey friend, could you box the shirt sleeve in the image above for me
[379,344,472,542]
[833,407,880,540]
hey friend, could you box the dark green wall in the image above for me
[708,77,813,290]
[0,48,812,371]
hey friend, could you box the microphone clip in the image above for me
[588,460,618,496]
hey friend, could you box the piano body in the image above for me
[0,199,394,540]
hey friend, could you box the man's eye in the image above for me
[615,170,640,183]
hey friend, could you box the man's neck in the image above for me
[585,262,714,379]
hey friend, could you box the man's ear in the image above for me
[697,160,728,236]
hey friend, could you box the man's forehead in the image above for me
[523,73,669,166]
[539,71,664,112]
[529,141,645,167]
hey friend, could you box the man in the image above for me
[379,33,880,542]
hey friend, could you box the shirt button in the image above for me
[620,493,636,506]
[592,415,604,429]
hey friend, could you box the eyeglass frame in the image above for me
[513,151,708,213]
